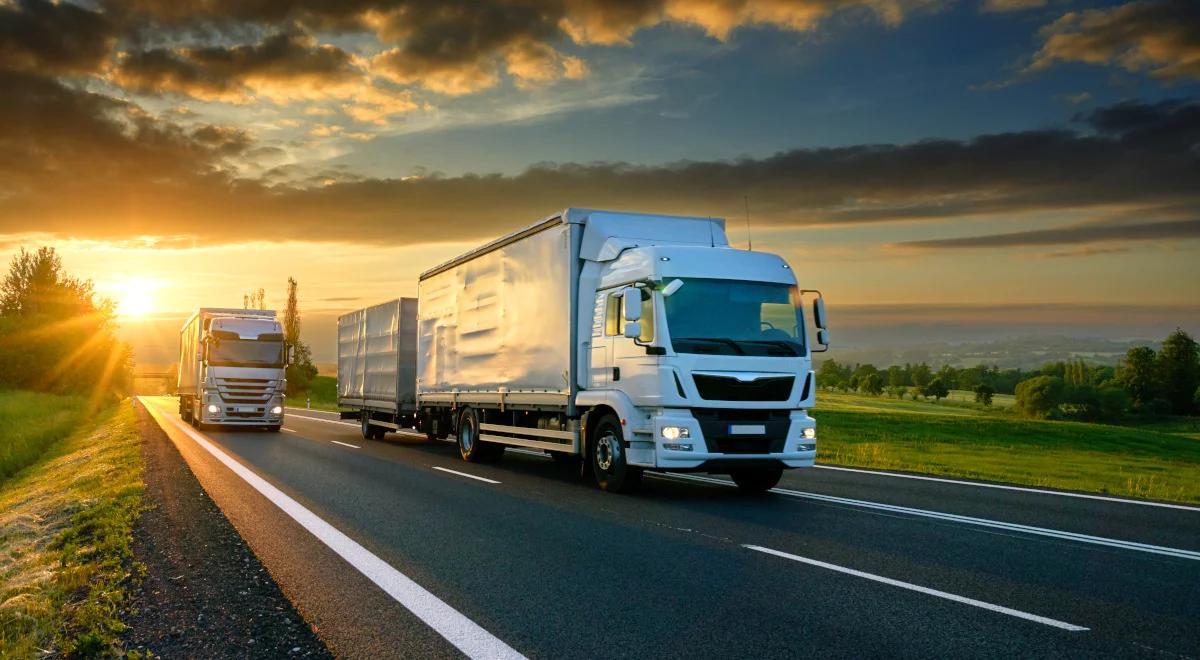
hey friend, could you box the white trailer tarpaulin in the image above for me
[337,298,417,408]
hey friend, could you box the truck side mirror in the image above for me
[622,287,641,322]
[623,321,642,339]
[813,298,827,329]
[817,328,829,346]
[285,343,295,365]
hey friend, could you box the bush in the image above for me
[1015,375,1065,418]
[924,377,949,401]
[859,373,883,396]
[974,383,995,406]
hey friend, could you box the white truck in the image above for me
[339,208,828,492]
[178,308,290,431]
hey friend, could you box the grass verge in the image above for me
[813,391,1200,504]
[0,391,87,484]
[0,400,143,656]
[285,375,347,413]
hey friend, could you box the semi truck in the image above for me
[339,208,828,493]
[178,308,290,431]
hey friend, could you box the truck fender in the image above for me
[574,390,648,444]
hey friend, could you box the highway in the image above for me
[139,396,1200,658]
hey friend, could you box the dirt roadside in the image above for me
[122,400,333,658]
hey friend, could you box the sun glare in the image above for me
[113,277,158,319]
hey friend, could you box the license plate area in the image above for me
[728,424,766,435]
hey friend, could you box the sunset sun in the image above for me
[113,278,158,319]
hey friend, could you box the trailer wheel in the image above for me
[457,408,503,463]
[730,468,783,494]
[589,414,642,493]
[361,411,384,440]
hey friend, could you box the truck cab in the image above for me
[574,211,828,489]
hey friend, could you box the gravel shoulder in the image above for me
[123,400,332,658]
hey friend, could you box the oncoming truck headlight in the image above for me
[661,426,689,440]
[271,405,283,415]
[206,404,220,414]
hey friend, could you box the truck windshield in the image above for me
[663,278,806,357]
[208,338,284,368]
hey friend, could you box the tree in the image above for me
[924,377,949,401]
[1015,376,1065,419]
[0,247,130,400]
[282,277,318,397]
[911,363,931,389]
[886,365,907,388]
[1116,346,1160,410]
[1156,329,1200,415]
[860,372,883,396]
[973,383,995,406]
[817,359,846,391]
[244,288,266,310]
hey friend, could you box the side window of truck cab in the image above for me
[605,293,621,335]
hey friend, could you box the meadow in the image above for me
[285,374,340,411]
[812,390,1200,503]
[0,391,87,483]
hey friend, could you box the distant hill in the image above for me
[824,335,1157,370]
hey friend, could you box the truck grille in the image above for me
[215,377,277,404]
[692,374,794,401]
[691,409,789,454]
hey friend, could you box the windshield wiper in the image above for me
[741,339,801,356]
[673,337,745,355]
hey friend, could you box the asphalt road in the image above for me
[140,397,1200,659]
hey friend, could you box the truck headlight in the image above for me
[802,427,816,440]
[207,404,220,414]
[271,405,283,415]
[661,426,689,440]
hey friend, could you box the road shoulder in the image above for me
[122,399,331,658]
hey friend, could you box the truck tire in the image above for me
[457,408,503,463]
[590,414,642,493]
[730,468,783,494]
[361,412,385,440]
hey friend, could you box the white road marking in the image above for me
[287,413,357,428]
[743,544,1089,632]
[140,397,526,660]
[282,428,297,434]
[813,465,1200,512]
[433,466,501,484]
[331,440,361,449]
[654,473,1200,561]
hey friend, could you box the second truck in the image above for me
[338,208,828,493]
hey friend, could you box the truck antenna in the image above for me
[743,195,753,251]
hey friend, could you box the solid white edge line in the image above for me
[652,473,1200,561]
[743,544,1089,632]
[331,440,361,449]
[287,414,357,427]
[139,397,526,660]
[282,428,296,433]
[813,465,1200,512]
[432,466,501,484]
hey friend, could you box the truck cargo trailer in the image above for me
[339,208,828,493]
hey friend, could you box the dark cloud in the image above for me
[1027,0,1200,81]
[0,92,1196,248]
[0,0,114,75]
[896,219,1200,249]
[111,33,362,101]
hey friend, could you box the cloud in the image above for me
[980,0,1046,12]
[111,33,363,103]
[894,218,1200,249]
[1026,0,1200,81]
[0,0,114,75]
[1,88,1197,249]
[1041,246,1131,258]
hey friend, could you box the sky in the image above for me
[1,0,1198,365]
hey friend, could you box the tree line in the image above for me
[0,248,131,404]
[817,329,1200,422]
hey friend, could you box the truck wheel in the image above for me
[590,414,642,493]
[457,408,503,463]
[361,412,385,440]
[730,468,783,494]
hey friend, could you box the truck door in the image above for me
[589,292,613,388]
[611,288,657,395]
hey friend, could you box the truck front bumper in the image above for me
[199,395,285,426]
[638,409,816,471]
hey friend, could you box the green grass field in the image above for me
[0,400,142,656]
[812,390,1200,503]
[285,374,343,412]
[0,391,87,484]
